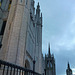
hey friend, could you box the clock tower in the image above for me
[45,44,56,75]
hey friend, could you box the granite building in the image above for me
[0,0,43,74]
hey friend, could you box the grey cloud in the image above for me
[35,0,75,75]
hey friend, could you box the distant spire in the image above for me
[36,2,40,20]
[48,43,51,55]
[68,62,70,69]
[37,2,40,9]
[36,2,40,12]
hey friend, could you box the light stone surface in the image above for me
[0,0,44,74]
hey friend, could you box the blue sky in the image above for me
[35,0,75,75]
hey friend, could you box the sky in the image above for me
[35,0,75,75]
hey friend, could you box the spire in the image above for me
[37,2,40,9]
[36,2,40,17]
[48,43,51,55]
[68,62,70,69]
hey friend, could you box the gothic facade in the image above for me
[0,0,43,74]
[45,45,56,75]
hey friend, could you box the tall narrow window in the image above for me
[0,0,3,7]
[0,21,7,35]
[0,20,7,48]
[26,0,28,5]
[8,0,12,11]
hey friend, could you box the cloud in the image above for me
[35,0,75,75]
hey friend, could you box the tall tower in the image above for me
[45,44,56,75]
[35,2,42,73]
[66,62,72,75]
[0,0,31,67]
[0,0,43,74]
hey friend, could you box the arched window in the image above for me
[8,0,12,11]
[47,60,49,68]
[25,59,30,69]
[50,62,52,68]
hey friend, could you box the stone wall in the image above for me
[0,0,44,74]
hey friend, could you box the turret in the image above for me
[36,2,40,18]
[48,43,51,56]
[68,62,70,69]
[35,2,42,27]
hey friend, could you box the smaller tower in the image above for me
[66,62,72,75]
[45,44,56,75]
